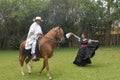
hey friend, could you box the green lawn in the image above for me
[0,46,120,80]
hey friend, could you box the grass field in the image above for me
[0,46,120,80]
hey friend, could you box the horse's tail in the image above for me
[19,41,26,61]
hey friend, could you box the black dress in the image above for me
[73,38,99,66]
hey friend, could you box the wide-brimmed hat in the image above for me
[33,16,43,22]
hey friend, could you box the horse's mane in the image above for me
[45,28,55,36]
[44,27,59,39]
[40,27,56,44]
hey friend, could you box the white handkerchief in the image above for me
[66,33,72,38]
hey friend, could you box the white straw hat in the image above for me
[33,16,43,22]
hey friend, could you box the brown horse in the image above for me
[19,26,64,80]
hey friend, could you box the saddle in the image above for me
[22,39,40,58]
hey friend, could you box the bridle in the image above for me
[45,27,64,43]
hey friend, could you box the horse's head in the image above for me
[54,26,65,43]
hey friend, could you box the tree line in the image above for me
[0,0,120,49]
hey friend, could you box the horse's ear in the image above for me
[58,26,61,30]
[58,25,62,28]
[54,26,60,30]
[54,27,61,33]
[54,27,57,31]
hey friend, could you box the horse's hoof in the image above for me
[21,72,25,76]
[28,72,31,75]
[48,77,52,80]
[38,73,41,76]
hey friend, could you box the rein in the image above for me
[45,36,62,43]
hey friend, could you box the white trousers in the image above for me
[31,41,36,54]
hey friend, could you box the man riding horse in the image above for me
[19,26,64,80]
[25,16,43,61]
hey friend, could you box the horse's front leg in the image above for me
[44,56,52,80]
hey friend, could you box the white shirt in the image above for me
[25,22,43,49]
[78,38,92,43]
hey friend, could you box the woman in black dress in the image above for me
[71,33,99,66]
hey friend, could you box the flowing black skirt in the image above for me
[73,44,99,66]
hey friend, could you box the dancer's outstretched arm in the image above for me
[71,33,80,39]
[91,40,99,43]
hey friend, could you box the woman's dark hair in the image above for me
[82,33,87,38]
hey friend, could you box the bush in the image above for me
[9,36,20,50]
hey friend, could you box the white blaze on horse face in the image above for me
[54,27,64,39]
[61,36,65,43]
[21,67,25,75]
[27,63,31,73]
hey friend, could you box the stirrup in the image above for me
[32,58,40,61]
